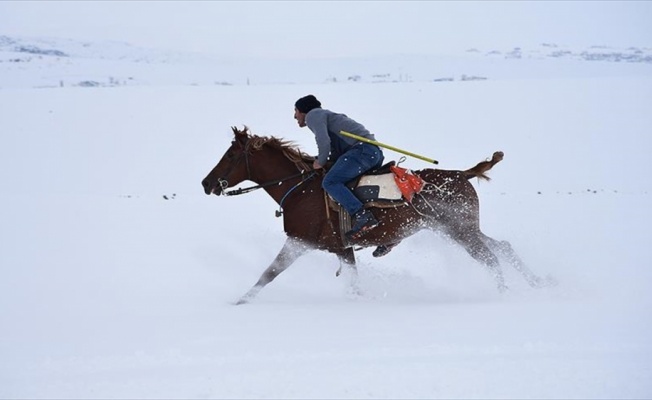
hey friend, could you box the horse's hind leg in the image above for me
[235,236,309,305]
[481,233,557,288]
[450,231,508,292]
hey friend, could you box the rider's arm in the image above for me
[305,109,331,167]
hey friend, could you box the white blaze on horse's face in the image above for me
[294,108,306,128]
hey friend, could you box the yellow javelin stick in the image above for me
[340,130,439,165]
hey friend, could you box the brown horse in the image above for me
[202,127,551,304]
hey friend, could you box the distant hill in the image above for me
[1,34,650,89]
[0,34,217,62]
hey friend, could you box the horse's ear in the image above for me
[232,125,249,146]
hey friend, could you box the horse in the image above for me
[202,127,551,304]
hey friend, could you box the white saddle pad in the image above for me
[357,173,402,201]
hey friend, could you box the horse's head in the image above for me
[201,126,252,196]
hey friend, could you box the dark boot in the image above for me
[345,209,379,240]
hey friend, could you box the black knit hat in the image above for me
[295,95,322,114]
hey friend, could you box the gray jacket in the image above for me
[305,108,377,166]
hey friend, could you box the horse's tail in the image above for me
[464,151,504,181]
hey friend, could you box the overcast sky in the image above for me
[1,1,651,58]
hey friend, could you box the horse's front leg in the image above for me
[335,247,362,298]
[235,237,309,305]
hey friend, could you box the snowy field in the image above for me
[1,54,652,398]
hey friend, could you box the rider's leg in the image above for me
[322,144,384,239]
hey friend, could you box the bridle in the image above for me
[217,142,318,217]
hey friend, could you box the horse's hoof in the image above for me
[372,244,395,257]
[233,298,250,305]
[541,274,559,288]
[346,285,364,300]
[529,274,559,289]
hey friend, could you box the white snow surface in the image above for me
[1,38,652,399]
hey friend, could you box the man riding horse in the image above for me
[202,124,555,303]
[293,94,383,241]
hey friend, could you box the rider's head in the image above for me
[295,95,321,114]
[294,95,322,128]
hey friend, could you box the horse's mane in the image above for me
[238,127,314,172]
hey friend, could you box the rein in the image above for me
[223,170,315,197]
[225,170,317,218]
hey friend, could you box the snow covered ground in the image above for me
[1,39,651,398]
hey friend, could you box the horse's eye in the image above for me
[226,151,234,159]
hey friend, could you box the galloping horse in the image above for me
[202,127,550,304]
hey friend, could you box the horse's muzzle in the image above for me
[202,178,228,196]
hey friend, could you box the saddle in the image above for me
[331,161,425,209]
[326,161,425,247]
[347,161,405,208]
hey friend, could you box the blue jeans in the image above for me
[322,143,384,215]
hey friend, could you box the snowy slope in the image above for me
[0,37,651,398]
